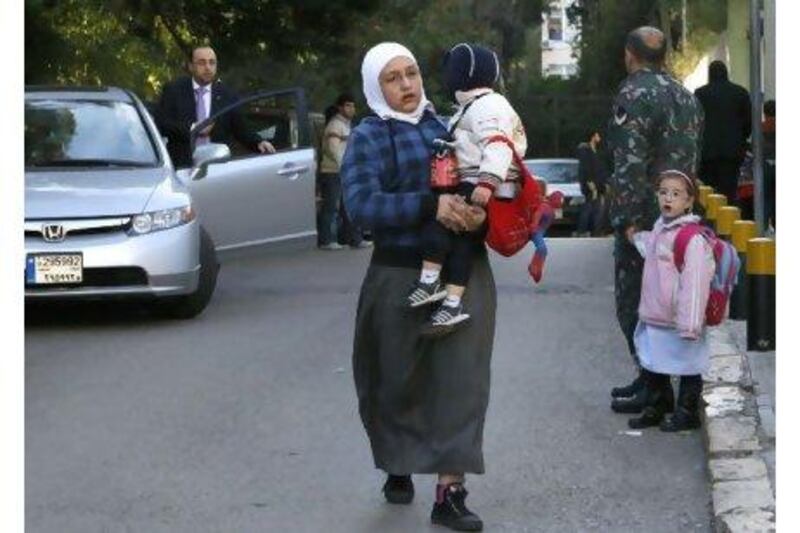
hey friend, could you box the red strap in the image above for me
[673,223,709,271]
[485,135,529,179]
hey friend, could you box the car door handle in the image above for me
[277,165,310,178]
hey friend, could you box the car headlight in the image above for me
[130,205,196,235]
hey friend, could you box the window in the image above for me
[25,99,158,168]
[223,93,301,159]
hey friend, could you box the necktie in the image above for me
[195,86,209,145]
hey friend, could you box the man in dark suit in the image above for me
[156,46,275,168]
[694,60,751,203]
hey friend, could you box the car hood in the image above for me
[25,167,172,219]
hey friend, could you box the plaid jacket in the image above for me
[341,111,446,249]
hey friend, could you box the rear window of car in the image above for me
[25,99,158,168]
[525,161,578,184]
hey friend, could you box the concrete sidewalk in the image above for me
[703,319,775,532]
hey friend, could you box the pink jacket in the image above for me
[633,214,715,340]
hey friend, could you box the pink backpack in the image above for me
[673,223,741,326]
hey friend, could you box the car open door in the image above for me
[183,88,316,253]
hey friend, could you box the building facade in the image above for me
[541,0,579,79]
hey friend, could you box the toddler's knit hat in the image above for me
[442,43,500,101]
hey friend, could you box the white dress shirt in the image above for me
[192,78,212,122]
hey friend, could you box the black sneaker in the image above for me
[431,484,483,531]
[407,279,447,308]
[421,302,470,337]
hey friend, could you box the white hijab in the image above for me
[361,42,433,124]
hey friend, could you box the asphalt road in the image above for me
[26,238,712,533]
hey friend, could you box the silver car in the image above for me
[524,158,583,225]
[25,86,316,317]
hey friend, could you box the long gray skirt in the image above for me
[352,252,497,475]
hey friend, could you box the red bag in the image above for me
[483,136,544,257]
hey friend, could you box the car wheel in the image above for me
[159,226,219,319]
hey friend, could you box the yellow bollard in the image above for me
[716,206,741,238]
[705,194,727,222]
[698,185,713,207]
[729,221,757,320]
[746,238,776,351]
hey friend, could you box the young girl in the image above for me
[627,169,715,431]
[406,42,527,336]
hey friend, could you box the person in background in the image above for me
[694,60,751,204]
[318,93,370,250]
[574,129,605,237]
[156,45,274,169]
[762,100,776,231]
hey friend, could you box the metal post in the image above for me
[750,0,765,234]
[682,0,688,51]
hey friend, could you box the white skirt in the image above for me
[634,321,710,376]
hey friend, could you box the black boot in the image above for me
[628,371,675,429]
[611,368,673,414]
[431,483,483,531]
[610,370,645,398]
[383,474,414,504]
[660,375,702,432]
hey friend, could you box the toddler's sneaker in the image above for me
[421,301,470,337]
[407,279,447,308]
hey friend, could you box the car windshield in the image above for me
[25,99,158,168]
[525,161,578,184]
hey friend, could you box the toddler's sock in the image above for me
[420,268,440,284]
[443,294,461,307]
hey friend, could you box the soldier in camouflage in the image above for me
[605,26,704,413]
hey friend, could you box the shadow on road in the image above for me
[25,301,169,328]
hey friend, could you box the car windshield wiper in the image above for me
[29,158,154,168]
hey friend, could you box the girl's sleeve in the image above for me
[341,128,436,230]
[631,230,652,258]
[675,235,715,339]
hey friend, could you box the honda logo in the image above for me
[42,224,66,242]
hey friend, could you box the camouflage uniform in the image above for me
[607,67,704,364]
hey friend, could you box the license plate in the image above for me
[26,253,83,285]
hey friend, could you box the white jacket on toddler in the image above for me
[448,88,527,190]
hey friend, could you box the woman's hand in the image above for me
[436,194,469,232]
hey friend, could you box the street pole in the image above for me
[682,0,687,50]
[750,0,765,234]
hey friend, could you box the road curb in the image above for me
[702,324,775,532]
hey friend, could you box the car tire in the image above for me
[158,225,219,320]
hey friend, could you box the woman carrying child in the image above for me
[341,42,495,531]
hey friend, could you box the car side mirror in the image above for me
[190,143,231,181]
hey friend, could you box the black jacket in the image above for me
[155,76,261,168]
[694,74,752,162]
[576,142,607,197]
